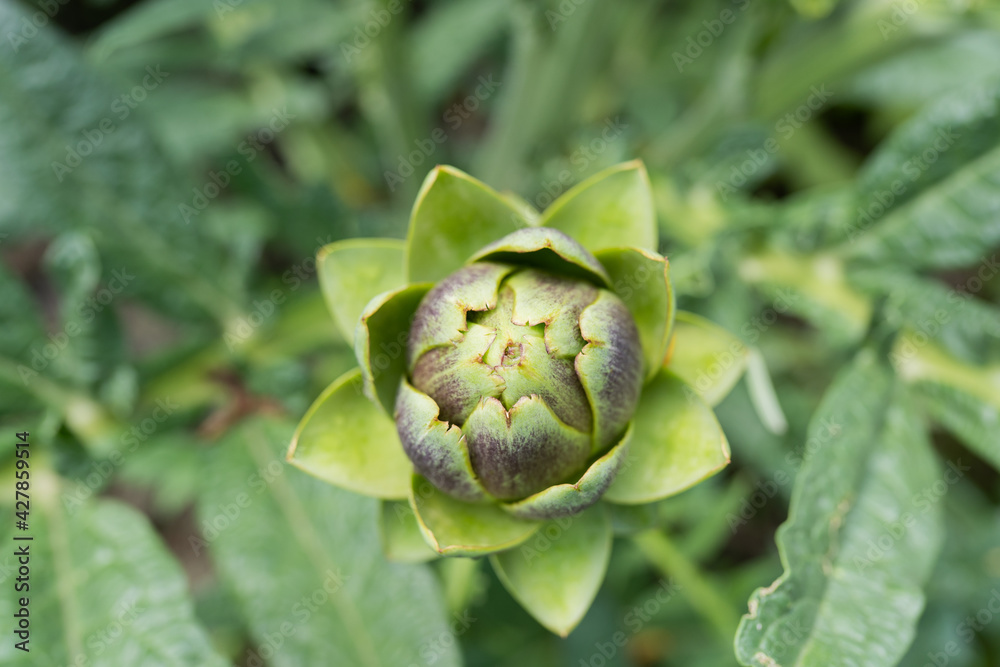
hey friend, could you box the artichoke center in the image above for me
[501,341,523,367]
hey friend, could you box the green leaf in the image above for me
[603,370,729,504]
[501,425,631,520]
[845,80,1000,269]
[409,475,541,556]
[0,473,226,666]
[288,368,412,500]
[490,505,613,637]
[201,419,461,667]
[356,284,432,414]
[595,247,674,380]
[846,32,1000,109]
[406,165,529,283]
[735,353,945,667]
[892,335,1000,471]
[317,239,407,342]
[852,268,1000,365]
[379,500,438,563]
[540,160,656,254]
[0,2,240,323]
[667,310,748,406]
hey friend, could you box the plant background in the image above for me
[1,0,999,665]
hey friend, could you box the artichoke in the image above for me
[290,161,741,635]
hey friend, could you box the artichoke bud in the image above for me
[397,261,643,502]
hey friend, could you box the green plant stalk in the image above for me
[441,557,481,616]
[632,529,739,640]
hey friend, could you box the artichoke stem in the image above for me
[632,530,740,641]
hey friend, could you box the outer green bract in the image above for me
[289,161,740,636]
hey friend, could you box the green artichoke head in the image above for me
[290,161,741,636]
[399,230,643,507]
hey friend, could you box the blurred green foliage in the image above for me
[1,0,999,665]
